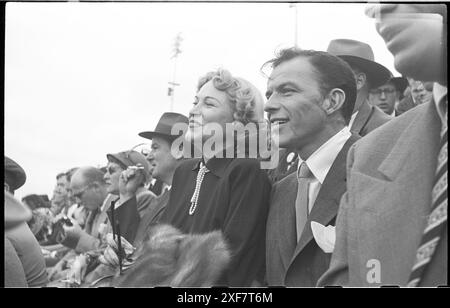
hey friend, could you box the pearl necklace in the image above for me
[189,162,209,215]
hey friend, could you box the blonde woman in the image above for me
[160,69,271,287]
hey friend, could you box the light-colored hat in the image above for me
[106,150,151,181]
[327,39,392,88]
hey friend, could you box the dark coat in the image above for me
[351,100,391,137]
[161,157,272,287]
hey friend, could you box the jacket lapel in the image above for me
[289,135,359,264]
[274,174,298,270]
[351,100,372,135]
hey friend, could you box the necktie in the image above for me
[189,162,209,215]
[295,162,313,241]
[407,106,447,287]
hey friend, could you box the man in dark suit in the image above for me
[327,39,392,137]
[263,48,359,286]
[318,3,447,287]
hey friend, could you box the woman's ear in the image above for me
[322,88,346,116]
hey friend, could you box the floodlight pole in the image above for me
[169,33,183,111]
[290,3,298,47]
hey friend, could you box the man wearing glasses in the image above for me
[369,76,408,116]
[48,166,115,282]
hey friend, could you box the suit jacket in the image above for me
[351,100,391,137]
[317,102,447,287]
[266,135,359,287]
[266,149,299,184]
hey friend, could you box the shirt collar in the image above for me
[433,82,448,125]
[297,126,352,184]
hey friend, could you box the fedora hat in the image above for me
[327,39,392,88]
[4,156,27,193]
[139,112,189,142]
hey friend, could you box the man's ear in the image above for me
[173,144,184,160]
[355,72,367,90]
[322,88,346,115]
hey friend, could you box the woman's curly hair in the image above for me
[196,69,264,125]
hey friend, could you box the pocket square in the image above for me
[311,221,336,253]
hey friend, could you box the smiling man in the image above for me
[263,48,359,286]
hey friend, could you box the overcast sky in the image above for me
[5,1,398,199]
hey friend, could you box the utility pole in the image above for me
[168,32,183,111]
[289,3,298,47]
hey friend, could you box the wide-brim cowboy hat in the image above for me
[327,39,392,89]
[139,112,189,142]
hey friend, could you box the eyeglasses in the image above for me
[370,88,397,96]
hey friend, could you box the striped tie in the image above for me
[295,162,313,241]
[407,108,447,287]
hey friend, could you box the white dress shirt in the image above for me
[297,126,352,213]
[348,111,359,129]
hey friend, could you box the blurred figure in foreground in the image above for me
[4,156,48,287]
[319,4,447,287]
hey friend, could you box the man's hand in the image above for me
[48,258,67,281]
[62,221,82,239]
[118,165,145,200]
[65,254,89,285]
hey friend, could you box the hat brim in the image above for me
[338,55,392,89]
[138,131,182,142]
[106,154,129,169]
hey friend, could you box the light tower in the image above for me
[289,3,298,47]
[168,32,183,111]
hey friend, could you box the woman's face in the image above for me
[187,80,235,144]
[103,162,124,195]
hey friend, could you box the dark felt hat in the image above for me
[139,112,189,142]
[389,76,409,94]
[4,156,27,192]
[327,39,392,89]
